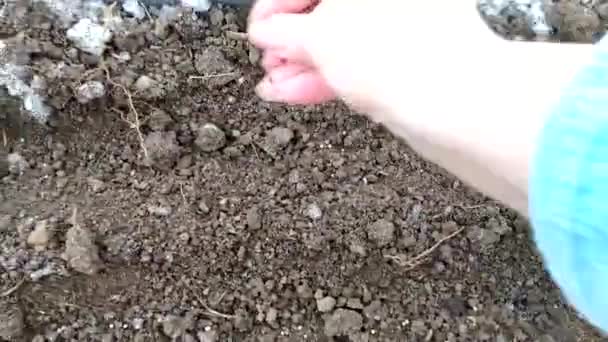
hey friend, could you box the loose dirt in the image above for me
[1,1,606,341]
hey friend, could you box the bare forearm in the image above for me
[382,41,595,214]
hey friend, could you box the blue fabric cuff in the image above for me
[530,38,608,333]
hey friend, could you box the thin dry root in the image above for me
[385,226,467,270]
[101,65,149,162]
[225,31,248,41]
[0,278,25,297]
[188,72,240,80]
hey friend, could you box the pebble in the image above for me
[305,202,323,220]
[296,283,313,299]
[64,223,103,275]
[143,131,181,169]
[195,123,226,152]
[468,225,500,249]
[198,200,210,214]
[148,109,173,131]
[147,204,172,217]
[194,47,237,88]
[363,300,384,320]
[267,126,293,148]
[486,217,513,236]
[32,335,45,342]
[76,81,105,103]
[66,18,112,56]
[248,45,261,65]
[323,309,363,337]
[317,296,337,313]
[265,307,278,324]
[209,7,224,26]
[162,315,187,339]
[87,177,106,193]
[346,297,364,310]
[122,0,145,19]
[27,220,51,251]
[246,206,262,230]
[7,153,27,175]
[367,219,395,247]
[132,318,144,330]
[314,289,324,299]
[348,238,367,257]
[134,75,156,92]
[410,319,427,335]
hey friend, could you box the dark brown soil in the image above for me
[0,1,606,341]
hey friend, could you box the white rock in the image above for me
[305,203,323,220]
[122,0,145,19]
[0,47,51,123]
[7,153,27,175]
[67,18,112,56]
[76,81,105,103]
[181,0,211,12]
[478,0,552,36]
[134,75,156,92]
[27,220,51,251]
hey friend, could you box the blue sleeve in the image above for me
[530,37,608,333]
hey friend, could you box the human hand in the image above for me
[248,3,608,333]
[247,0,525,209]
[247,0,501,115]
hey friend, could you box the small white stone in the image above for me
[76,81,105,103]
[181,0,211,12]
[67,18,112,56]
[122,0,145,19]
[134,75,156,92]
[305,203,323,220]
[27,220,51,251]
[7,153,27,175]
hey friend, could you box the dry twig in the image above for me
[0,278,25,297]
[225,31,248,41]
[188,72,240,81]
[385,226,467,270]
[186,285,235,319]
[200,302,236,319]
[101,64,149,161]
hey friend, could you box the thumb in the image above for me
[248,13,317,65]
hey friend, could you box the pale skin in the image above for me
[247,0,596,215]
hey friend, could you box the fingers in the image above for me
[249,1,331,104]
[256,65,336,104]
[261,50,286,70]
[249,0,319,22]
[248,13,314,65]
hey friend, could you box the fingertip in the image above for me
[256,72,336,105]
